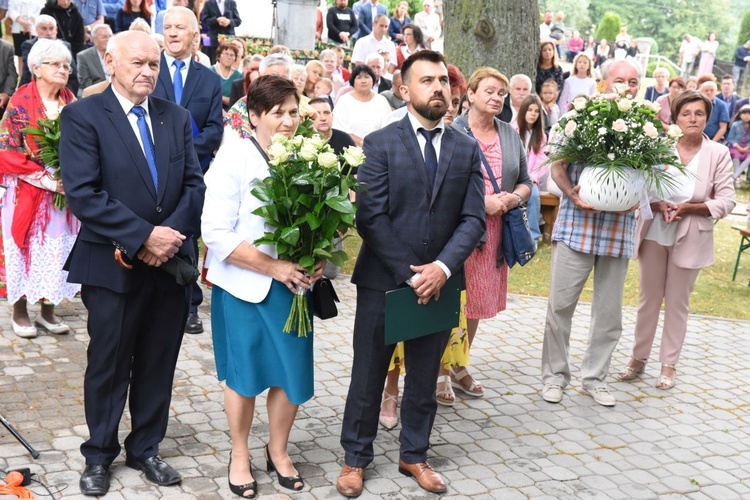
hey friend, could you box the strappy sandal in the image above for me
[618,358,647,381]
[656,364,676,390]
[436,374,455,407]
[378,390,398,430]
[450,367,484,397]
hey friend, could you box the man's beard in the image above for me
[412,93,447,121]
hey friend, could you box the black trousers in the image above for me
[340,286,450,467]
[79,275,189,465]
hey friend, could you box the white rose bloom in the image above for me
[46,109,60,120]
[317,151,339,168]
[573,97,588,111]
[291,135,304,148]
[643,122,659,138]
[598,127,608,135]
[267,142,289,163]
[666,124,683,139]
[613,83,629,95]
[564,120,577,136]
[299,141,319,161]
[607,153,616,161]
[561,110,577,120]
[342,146,366,167]
[617,99,632,112]
[308,134,327,149]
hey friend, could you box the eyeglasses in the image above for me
[41,61,73,73]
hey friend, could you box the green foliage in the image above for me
[646,60,677,78]
[738,10,750,46]
[539,0,592,35]
[595,12,620,42]
[22,117,67,210]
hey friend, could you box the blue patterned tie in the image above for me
[418,127,439,187]
[172,59,185,105]
[130,105,158,190]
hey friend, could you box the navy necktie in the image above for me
[173,59,185,105]
[130,105,158,190]
[418,127,440,187]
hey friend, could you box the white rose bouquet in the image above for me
[548,84,687,198]
[251,131,363,337]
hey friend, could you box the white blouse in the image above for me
[201,135,278,303]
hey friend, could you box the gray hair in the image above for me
[28,38,71,72]
[129,17,151,33]
[509,73,532,89]
[91,24,112,37]
[259,53,293,78]
[700,80,718,91]
[35,14,57,29]
[164,6,199,32]
[373,14,389,24]
[365,52,384,67]
[601,58,643,80]
[319,49,336,61]
[290,64,306,78]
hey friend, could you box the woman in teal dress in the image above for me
[202,75,324,498]
[210,42,243,110]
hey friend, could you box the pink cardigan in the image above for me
[634,137,736,269]
[513,123,548,185]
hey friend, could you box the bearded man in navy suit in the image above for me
[59,30,205,496]
[337,51,485,497]
[153,6,223,334]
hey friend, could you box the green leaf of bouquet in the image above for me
[298,193,312,207]
[328,250,349,267]
[324,185,340,199]
[305,212,321,230]
[299,255,315,268]
[325,197,356,214]
[280,227,300,245]
[312,248,332,259]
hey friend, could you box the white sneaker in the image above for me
[541,384,563,403]
[584,387,616,407]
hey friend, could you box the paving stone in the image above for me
[0,282,748,499]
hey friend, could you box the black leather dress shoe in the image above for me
[80,464,110,496]
[125,455,182,486]
[184,312,203,334]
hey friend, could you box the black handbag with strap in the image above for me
[312,277,340,319]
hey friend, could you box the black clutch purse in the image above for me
[311,277,339,319]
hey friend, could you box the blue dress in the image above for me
[211,281,314,405]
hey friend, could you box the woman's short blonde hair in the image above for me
[467,67,508,93]
[305,60,324,74]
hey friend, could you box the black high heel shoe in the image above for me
[264,444,304,491]
[228,451,257,498]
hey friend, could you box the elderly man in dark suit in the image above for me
[153,5,222,335]
[200,0,241,63]
[76,23,111,94]
[0,39,17,118]
[59,30,205,496]
[337,50,485,497]
[20,15,78,92]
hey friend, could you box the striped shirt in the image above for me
[551,163,636,258]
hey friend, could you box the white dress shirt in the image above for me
[163,52,191,92]
[110,84,153,159]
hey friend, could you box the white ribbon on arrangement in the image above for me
[639,186,653,220]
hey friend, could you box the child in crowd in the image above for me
[539,78,560,127]
[514,94,548,242]
[558,53,596,114]
[313,77,333,99]
[727,105,750,188]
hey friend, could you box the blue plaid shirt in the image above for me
[551,163,636,258]
[73,0,105,26]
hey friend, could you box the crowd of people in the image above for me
[0,1,743,498]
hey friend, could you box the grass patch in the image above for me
[339,217,750,321]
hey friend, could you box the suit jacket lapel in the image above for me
[157,53,176,102]
[180,59,201,106]
[431,127,455,205]
[150,97,170,203]
[102,87,157,200]
[397,116,432,196]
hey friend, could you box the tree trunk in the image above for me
[444,0,540,82]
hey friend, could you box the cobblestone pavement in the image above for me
[1,277,749,499]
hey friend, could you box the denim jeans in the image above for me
[527,184,542,241]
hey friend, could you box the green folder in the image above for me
[384,274,462,345]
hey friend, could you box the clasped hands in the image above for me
[485,191,517,216]
[409,263,446,305]
[652,200,687,223]
[272,260,325,294]
[137,226,185,267]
